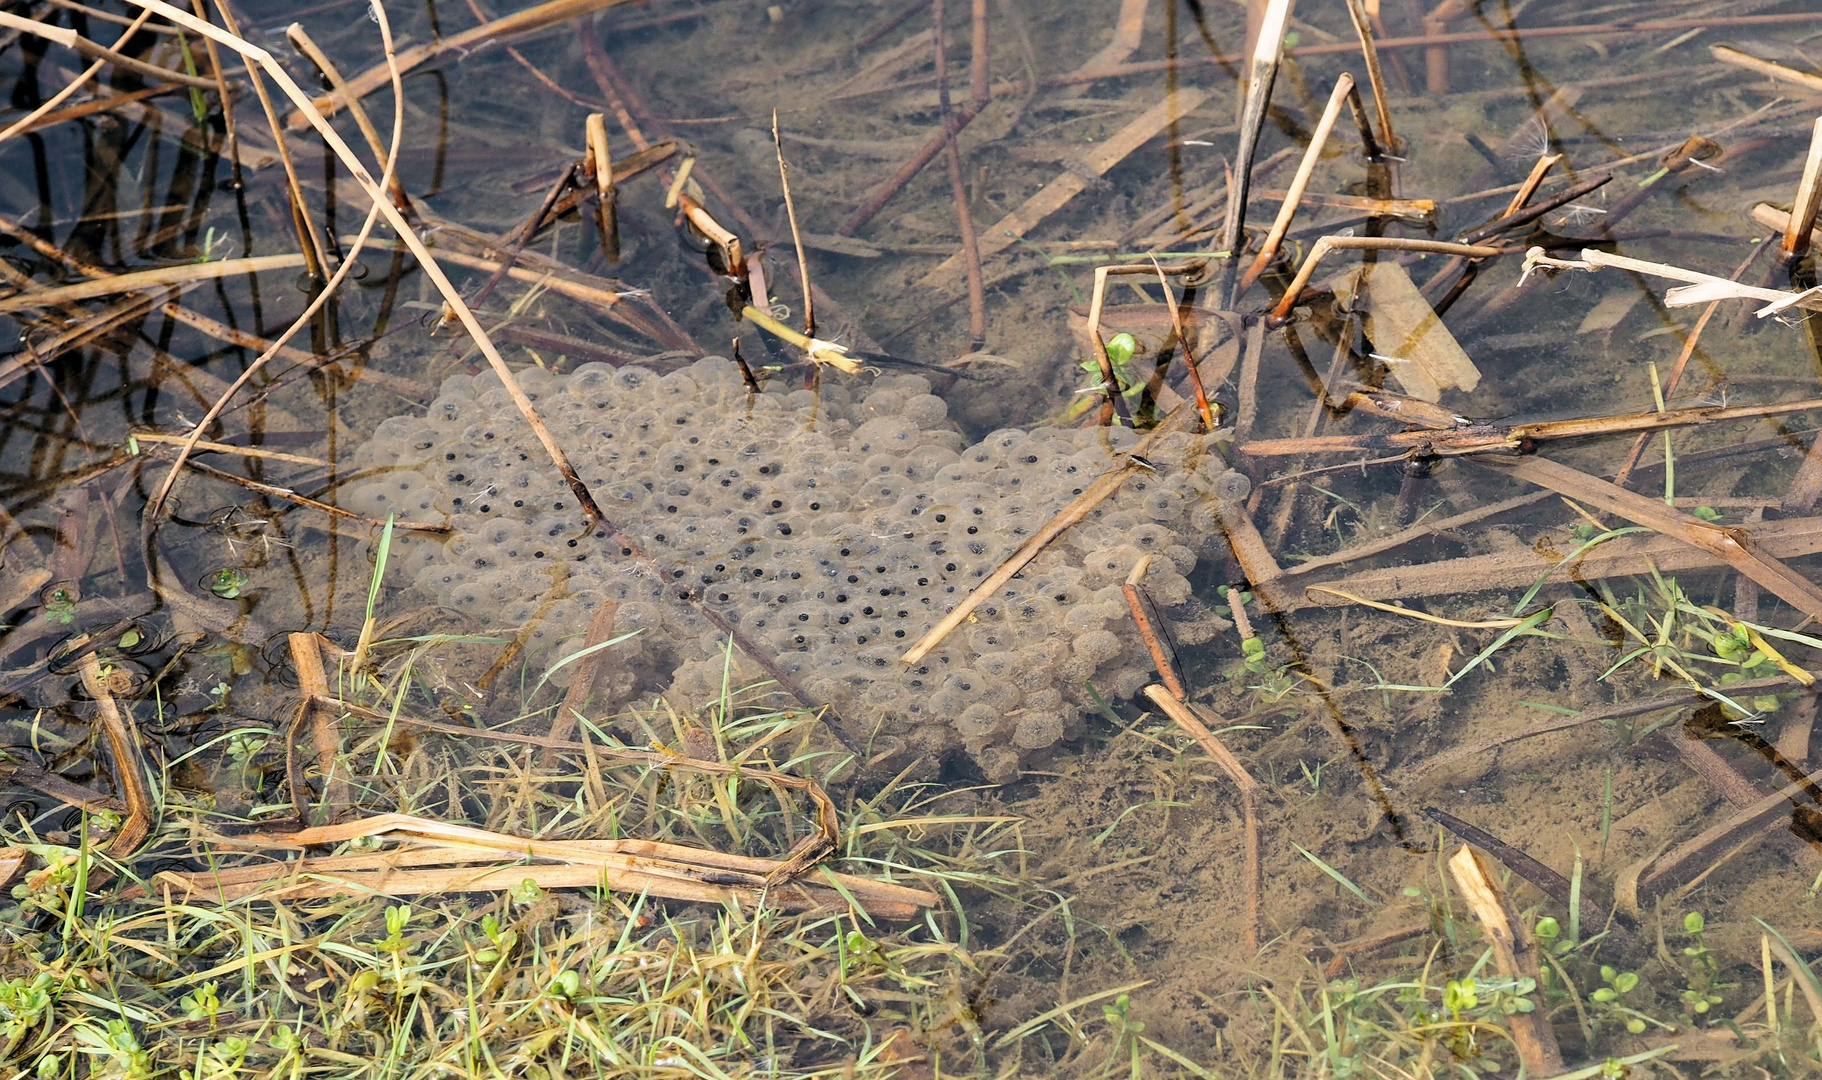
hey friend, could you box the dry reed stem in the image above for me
[550,601,619,745]
[286,22,413,214]
[0,8,216,87]
[169,454,449,532]
[586,112,620,264]
[920,89,1208,286]
[361,238,633,312]
[1148,256,1213,427]
[285,632,346,823]
[1340,0,1396,154]
[77,654,152,856]
[1141,685,1259,951]
[1268,237,1501,325]
[0,8,152,147]
[771,110,814,336]
[0,253,308,315]
[1220,0,1293,302]
[1502,152,1560,218]
[145,812,937,915]
[1486,454,1822,620]
[132,0,608,523]
[1711,44,1822,95]
[1445,845,1564,1073]
[901,401,1207,664]
[1123,557,1186,700]
[1239,73,1355,295]
[1640,757,1822,894]
[127,432,325,466]
[1783,117,1822,259]
[1241,395,1822,457]
[285,0,633,130]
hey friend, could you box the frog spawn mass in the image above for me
[344,357,1228,778]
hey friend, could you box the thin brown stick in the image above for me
[1502,152,1560,218]
[1148,256,1212,428]
[210,0,327,281]
[1446,845,1564,1073]
[1239,73,1355,295]
[1220,0,1293,301]
[286,633,347,823]
[1241,395,1822,458]
[1123,557,1186,699]
[0,8,153,147]
[170,454,448,533]
[286,22,413,214]
[1143,685,1259,951]
[77,654,152,857]
[129,431,325,466]
[1340,0,1396,154]
[1268,237,1500,325]
[586,113,620,264]
[1711,44,1822,95]
[771,110,813,337]
[285,0,633,131]
[0,253,307,316]
[0,9,218,87]
[1783,117,1822,261]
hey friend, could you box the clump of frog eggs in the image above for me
[344,357,1231,778]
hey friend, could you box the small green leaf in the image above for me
[1104,333,1138,368]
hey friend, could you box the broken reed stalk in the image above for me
[1503,152,1561,218]
[1268,236,1501,325]
[1710,44,1822,95]
[188,0,241,186]
[285,0,633,130]
[1238,73,1355,295]
[1239,395,1822,458]
[209,0,328,282]
[771,110,813,336]
[1148,256,1213,427]
[1445,845,1565,1074]
[1340,0,1395,155]
[0,8,217,87]
[0,253,309,316]
[77,654,151,857]
[0,8,153,147]
[1220,0,1293,303]
[901,399,1206,665]
[933,0,986,352]
[1783,117,1822,261]
[1483,454,1822,621]
[1083,262,1208,427]
[285,632,347,823]
[1123,557,1186,699]
[586,112,621,263]
[462,161,579,315]
[1141,685,1259,952]
[132,0,608,524]
[287,22,414,215]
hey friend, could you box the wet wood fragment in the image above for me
[1446,844,1564,1074]
[918,89,1209,287]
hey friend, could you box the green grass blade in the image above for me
[1292,843,1377,908]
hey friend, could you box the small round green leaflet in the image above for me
[1105,332,1137,368]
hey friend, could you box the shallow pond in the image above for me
[4,0,1822,1076]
